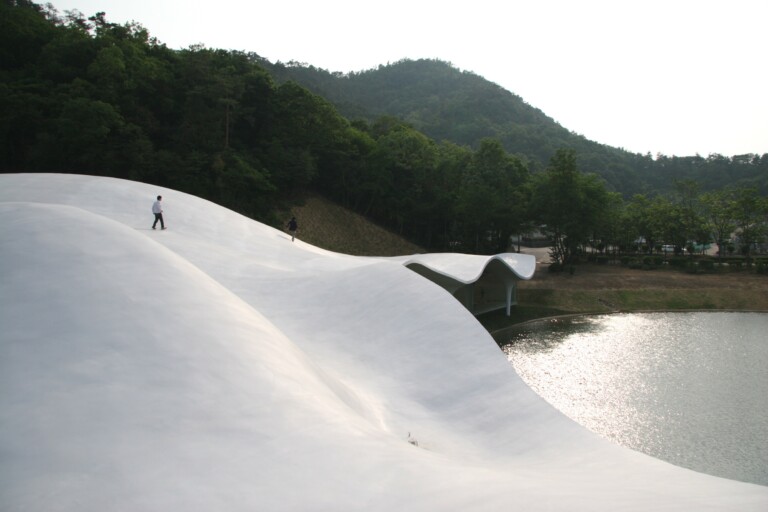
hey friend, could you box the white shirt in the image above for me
[152,200,162,214]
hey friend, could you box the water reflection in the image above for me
[502,312,768,486]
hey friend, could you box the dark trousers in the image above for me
[153,213,165,229]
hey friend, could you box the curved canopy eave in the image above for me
[394,252,536,285]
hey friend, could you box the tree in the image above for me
[30,97,151,177]
[0,0,58,71]
[457,139,529,253]
[672,179,708,256]
[269,81,350,190]
[531,149,611,266]
[590,190,624,258]
[429,142,471,250]
[728,187,768,264]
[701,189,737,261]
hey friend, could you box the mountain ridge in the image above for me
[261,57,766,195]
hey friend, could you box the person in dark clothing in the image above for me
[287,216,298,241]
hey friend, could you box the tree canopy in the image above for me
[266,59,768,197]
[2,1,766,258]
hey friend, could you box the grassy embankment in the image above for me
[284,195,768,333]
[286,195,424,256]
[479,261,768,334]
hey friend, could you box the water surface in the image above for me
[501,312,768,485]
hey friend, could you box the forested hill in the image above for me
[263,58,767,195]
[265,58,601,164]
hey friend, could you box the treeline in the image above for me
[2,1,766,259]
[534,155,768,266]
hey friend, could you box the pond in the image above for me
[500,312,768,486]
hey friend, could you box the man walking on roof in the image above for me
[152,195,166,230]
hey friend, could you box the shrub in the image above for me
[669,257,688,268]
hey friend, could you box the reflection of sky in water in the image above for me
[502,312,768,486]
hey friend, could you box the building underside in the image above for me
[395,253,537,316]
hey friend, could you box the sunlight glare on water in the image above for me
[502,312,768,486]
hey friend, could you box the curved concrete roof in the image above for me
[3,174,766,510]
[394,252,536,283]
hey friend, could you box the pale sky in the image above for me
[51,0,767,157]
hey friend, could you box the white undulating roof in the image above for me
[394,252,536,283]
[1,174,766,511]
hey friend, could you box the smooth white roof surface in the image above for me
[395,252,537,283]
[1,174,766,511]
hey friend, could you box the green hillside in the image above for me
[264,58,767,196]
[285,194,425,256]
[267,58,590,162]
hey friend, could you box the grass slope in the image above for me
[287,195,425,256]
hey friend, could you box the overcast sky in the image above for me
[51,0,767,158]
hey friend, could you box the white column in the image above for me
[505,282,512,316]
